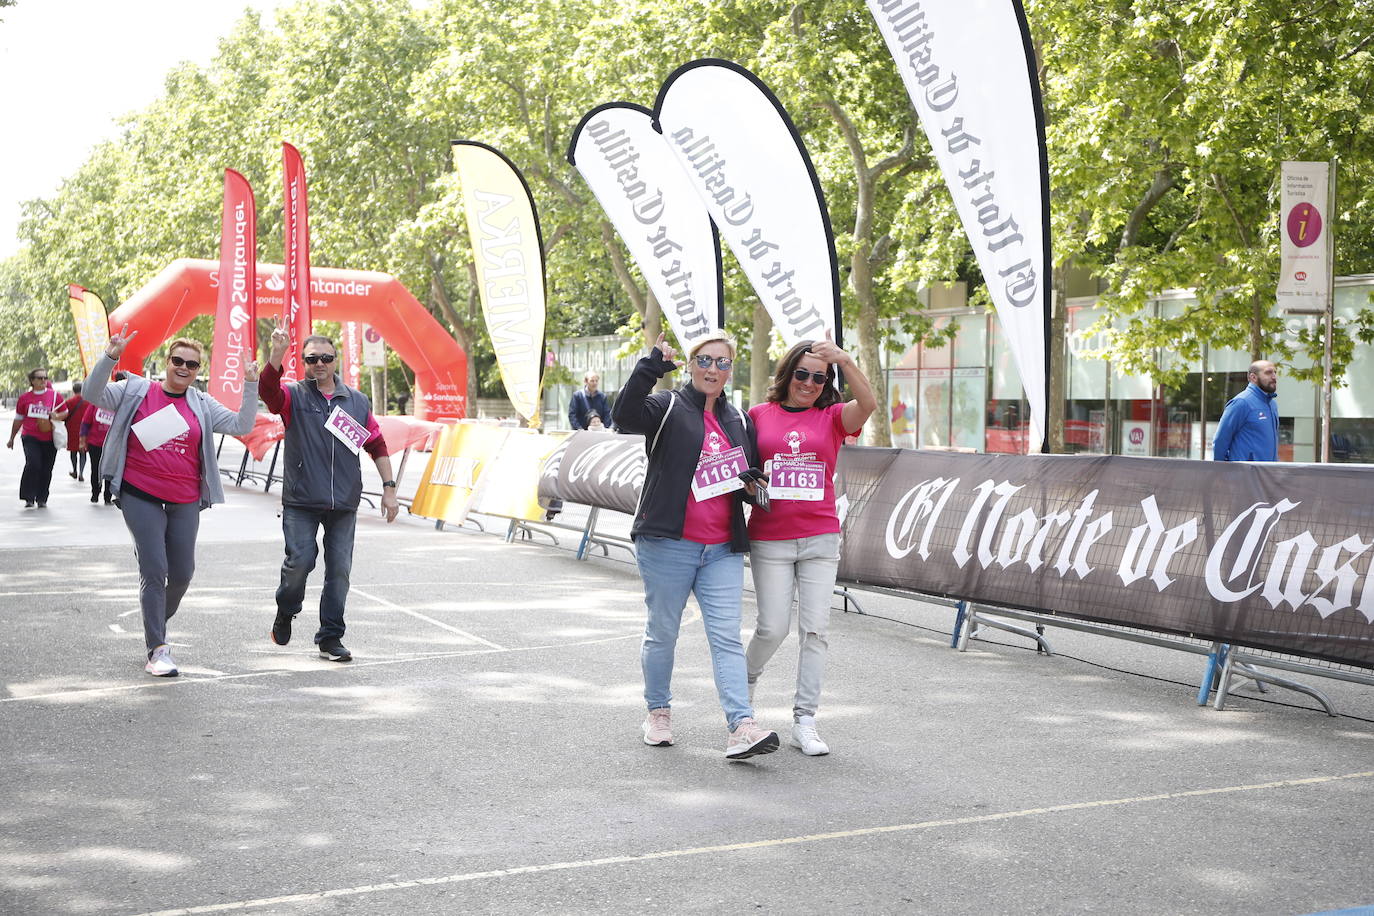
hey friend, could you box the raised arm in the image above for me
[83,324,140,408]
[204,360,261,436]
[612,333,678,435]
[810,330,876,434]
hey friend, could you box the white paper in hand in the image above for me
[131,404,190,452]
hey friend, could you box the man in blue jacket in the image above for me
[1212,360,1279,461]
[568,372,612,430]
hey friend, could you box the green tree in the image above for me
[1038,0,1374,390]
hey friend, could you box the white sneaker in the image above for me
[642,708,673,746]
[145,645,178,678]
[790,715,829,756]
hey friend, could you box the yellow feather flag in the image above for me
[68,284,111,376]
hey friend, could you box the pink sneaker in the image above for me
[725,717,779,760]
[642,708,673,746]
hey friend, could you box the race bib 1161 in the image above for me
[691,445,747,501]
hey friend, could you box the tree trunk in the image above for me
[851,240,890,446]
[750,300,773,405]
[1250,292,1265,360]
[1048,266,1067,454]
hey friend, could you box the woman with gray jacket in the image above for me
[84,326,259,677]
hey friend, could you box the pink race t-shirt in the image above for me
[84,403,115,447]
[16,388,62,440]
[680,411,735,545]
[748,401,860,541]
[121,387,203,504]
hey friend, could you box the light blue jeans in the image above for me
[634,536,753,730]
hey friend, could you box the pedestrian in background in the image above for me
[568,371,612,430]
[613,329,778,761]
[746,333,876,756]
[62,381,87,481]
[8,367,69,508]
[80,372,125,504]
[1212,360,1279,462]
[84,328,259,677]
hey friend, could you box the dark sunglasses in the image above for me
[32,376,48,381]
[693,355,733,371]
[793,369,828,385]
[169,356,202,370]
[303,353,336,365]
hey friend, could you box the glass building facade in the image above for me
[544,275,1374,460]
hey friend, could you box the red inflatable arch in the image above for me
[107,258,467,422]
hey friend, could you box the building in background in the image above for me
[542,275,1374,460]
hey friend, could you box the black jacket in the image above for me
[613,348,758,553]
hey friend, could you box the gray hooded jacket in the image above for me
[83,352,259,508]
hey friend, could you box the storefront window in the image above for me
[988,313,1029,453]
[1066,303,1106,453]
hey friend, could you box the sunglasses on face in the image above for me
[32,376,48,381]
[303,353,336,365]
[693,355,733,371]
[793,369,828,385]
[169,356,202,370]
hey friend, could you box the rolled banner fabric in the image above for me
[451,141,547,424]
[568,102,723,350]
[68,284,110,377]
[865,0,1050,452]
[654,59,841,348]
[281,142,313,384]
[211,168,258,411]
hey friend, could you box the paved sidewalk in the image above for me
[2,445,1372,915]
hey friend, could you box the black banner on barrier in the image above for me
[544,431,647,516]
[837,448,1374,669]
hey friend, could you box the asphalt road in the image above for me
[2,440,1372,915]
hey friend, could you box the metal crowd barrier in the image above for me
[846,583,1366,718]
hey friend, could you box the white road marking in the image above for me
[0,633,639,704]
[351,587,505,649]
[108,624,124,634]
[129,770,1374,916]
[0,581,608,599]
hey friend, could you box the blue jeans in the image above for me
[276,506,357,643]
[634,536,753,730]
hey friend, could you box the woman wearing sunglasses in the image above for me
[745,331,876,755]
[613,329,779,761]
[83,327,260,677]
[7,367,70,507]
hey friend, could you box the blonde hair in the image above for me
[687,329,736,360]
[166,337,205,360]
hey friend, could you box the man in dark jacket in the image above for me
[568,371,612,430]
[260,323,399,661]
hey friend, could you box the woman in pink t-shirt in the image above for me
[7,367,70,508]
[746,333,876,756]
[86,331,259,678]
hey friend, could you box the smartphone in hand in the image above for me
[738,467,770,511]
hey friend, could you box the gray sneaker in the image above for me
[145,645,178,678]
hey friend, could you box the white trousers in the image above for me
[746,532,840,718]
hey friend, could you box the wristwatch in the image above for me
[382,480,398,488]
